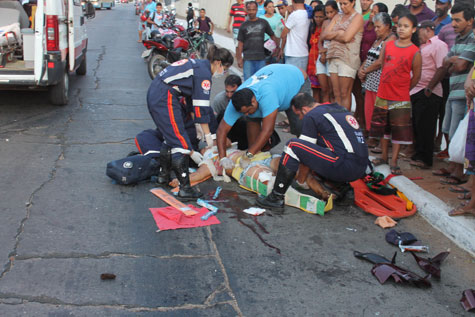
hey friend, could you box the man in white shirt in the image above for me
[279,0,310,71]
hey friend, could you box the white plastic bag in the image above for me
[0,22,21,47]
[449,112,469,164]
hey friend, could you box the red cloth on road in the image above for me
[149,206,220,230]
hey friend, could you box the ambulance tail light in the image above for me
[46,15,59,51]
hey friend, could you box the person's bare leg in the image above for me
[170,164,211,187]
[449,175,475,216]
[329,73,341,105]
[246,121,261,146]
[138,30,143,42]
[306,174,336,201]
[317,73,330,103]
[339,76,355,111]
[296,164,310,184]
[352,76,365,128]
[390,143,401,168]
[380,138,389,163]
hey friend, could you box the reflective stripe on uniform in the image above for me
[171,148,191,155]
[284,146,300,161]
[193,99,210,107]
[299,134,317,144]
[163,68,194,84]
[323,113,354,153]
[143,150,160,156]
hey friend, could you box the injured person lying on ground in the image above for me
[168,145,333,215]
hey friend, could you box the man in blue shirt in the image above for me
[256,93,369,211]
[432,0,452,35]
[216,64,306,169]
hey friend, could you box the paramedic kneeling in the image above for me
[147,45,233,200]
[216,64,307,169]
[257,93,369,211]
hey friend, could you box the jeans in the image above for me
[232,28,239,47]
[243,59,266,80]
[205,33,214,44]
[285,55,308,71]
[442,98,467,140]
[285,55,311,95]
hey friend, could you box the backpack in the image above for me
[187,7,194,18]
[106,154,160,185]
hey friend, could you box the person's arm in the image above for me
[425,43,449,96]
[320,15,338,41]
[217,120,233,159]
[209,18,214,34]
[227,9,233,33]
[410,51,422,90]
[247,110,278,155]
[464,65,475,102]
[451,58,472,73]
[271,34,281,56]
[236,40,244,68]
[333,14,364,43]
[279,27,289,60]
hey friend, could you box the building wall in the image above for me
[170,0,437,29]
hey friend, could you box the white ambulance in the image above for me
[0,0,95,105]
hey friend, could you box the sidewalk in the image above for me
[207,22,475,257]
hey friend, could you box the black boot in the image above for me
[256,163,296,212]
[157,145,171,185]
[172,155,203,201]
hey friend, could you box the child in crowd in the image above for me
[369,14,422,175]
[307,4,325,101]
[316,0,338,103]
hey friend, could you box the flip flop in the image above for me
[410,160,430,169]
[432,168,451,176]
[448,206,475,217]
[457,192,472,200]
[371,147,382,154]
[390,165,402,175]
[448,185,470,193]
[372,158,388,166]
[440,176,468,185]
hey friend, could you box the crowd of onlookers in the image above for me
[224,0,475,216]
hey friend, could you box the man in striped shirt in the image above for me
[435,3,475,185]
[227,0,247,47]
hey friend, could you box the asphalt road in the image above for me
[0,4,474,316]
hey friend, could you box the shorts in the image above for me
[369,97,413,144]
[233,28,239,47]
[316,55,329,76]
[328,58,357,78]
[138,21,146,31]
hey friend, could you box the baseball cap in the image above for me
[276,0,288,7]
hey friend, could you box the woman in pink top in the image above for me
[322,0,364,111]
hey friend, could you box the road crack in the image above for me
[206,226,243,316]
[14,252,214,261]
[93,46,106,90]
[0,90,83,280]
[0,293,236,312]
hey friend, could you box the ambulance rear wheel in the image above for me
[76,54,87,76]
[49,67,69,106]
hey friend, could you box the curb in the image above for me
[374,163,475,257]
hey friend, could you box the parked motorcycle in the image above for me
[142,33,197,80]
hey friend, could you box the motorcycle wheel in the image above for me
[148,54,169,80]
[199,41,209,59]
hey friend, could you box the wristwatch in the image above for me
[246,151,254,159]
